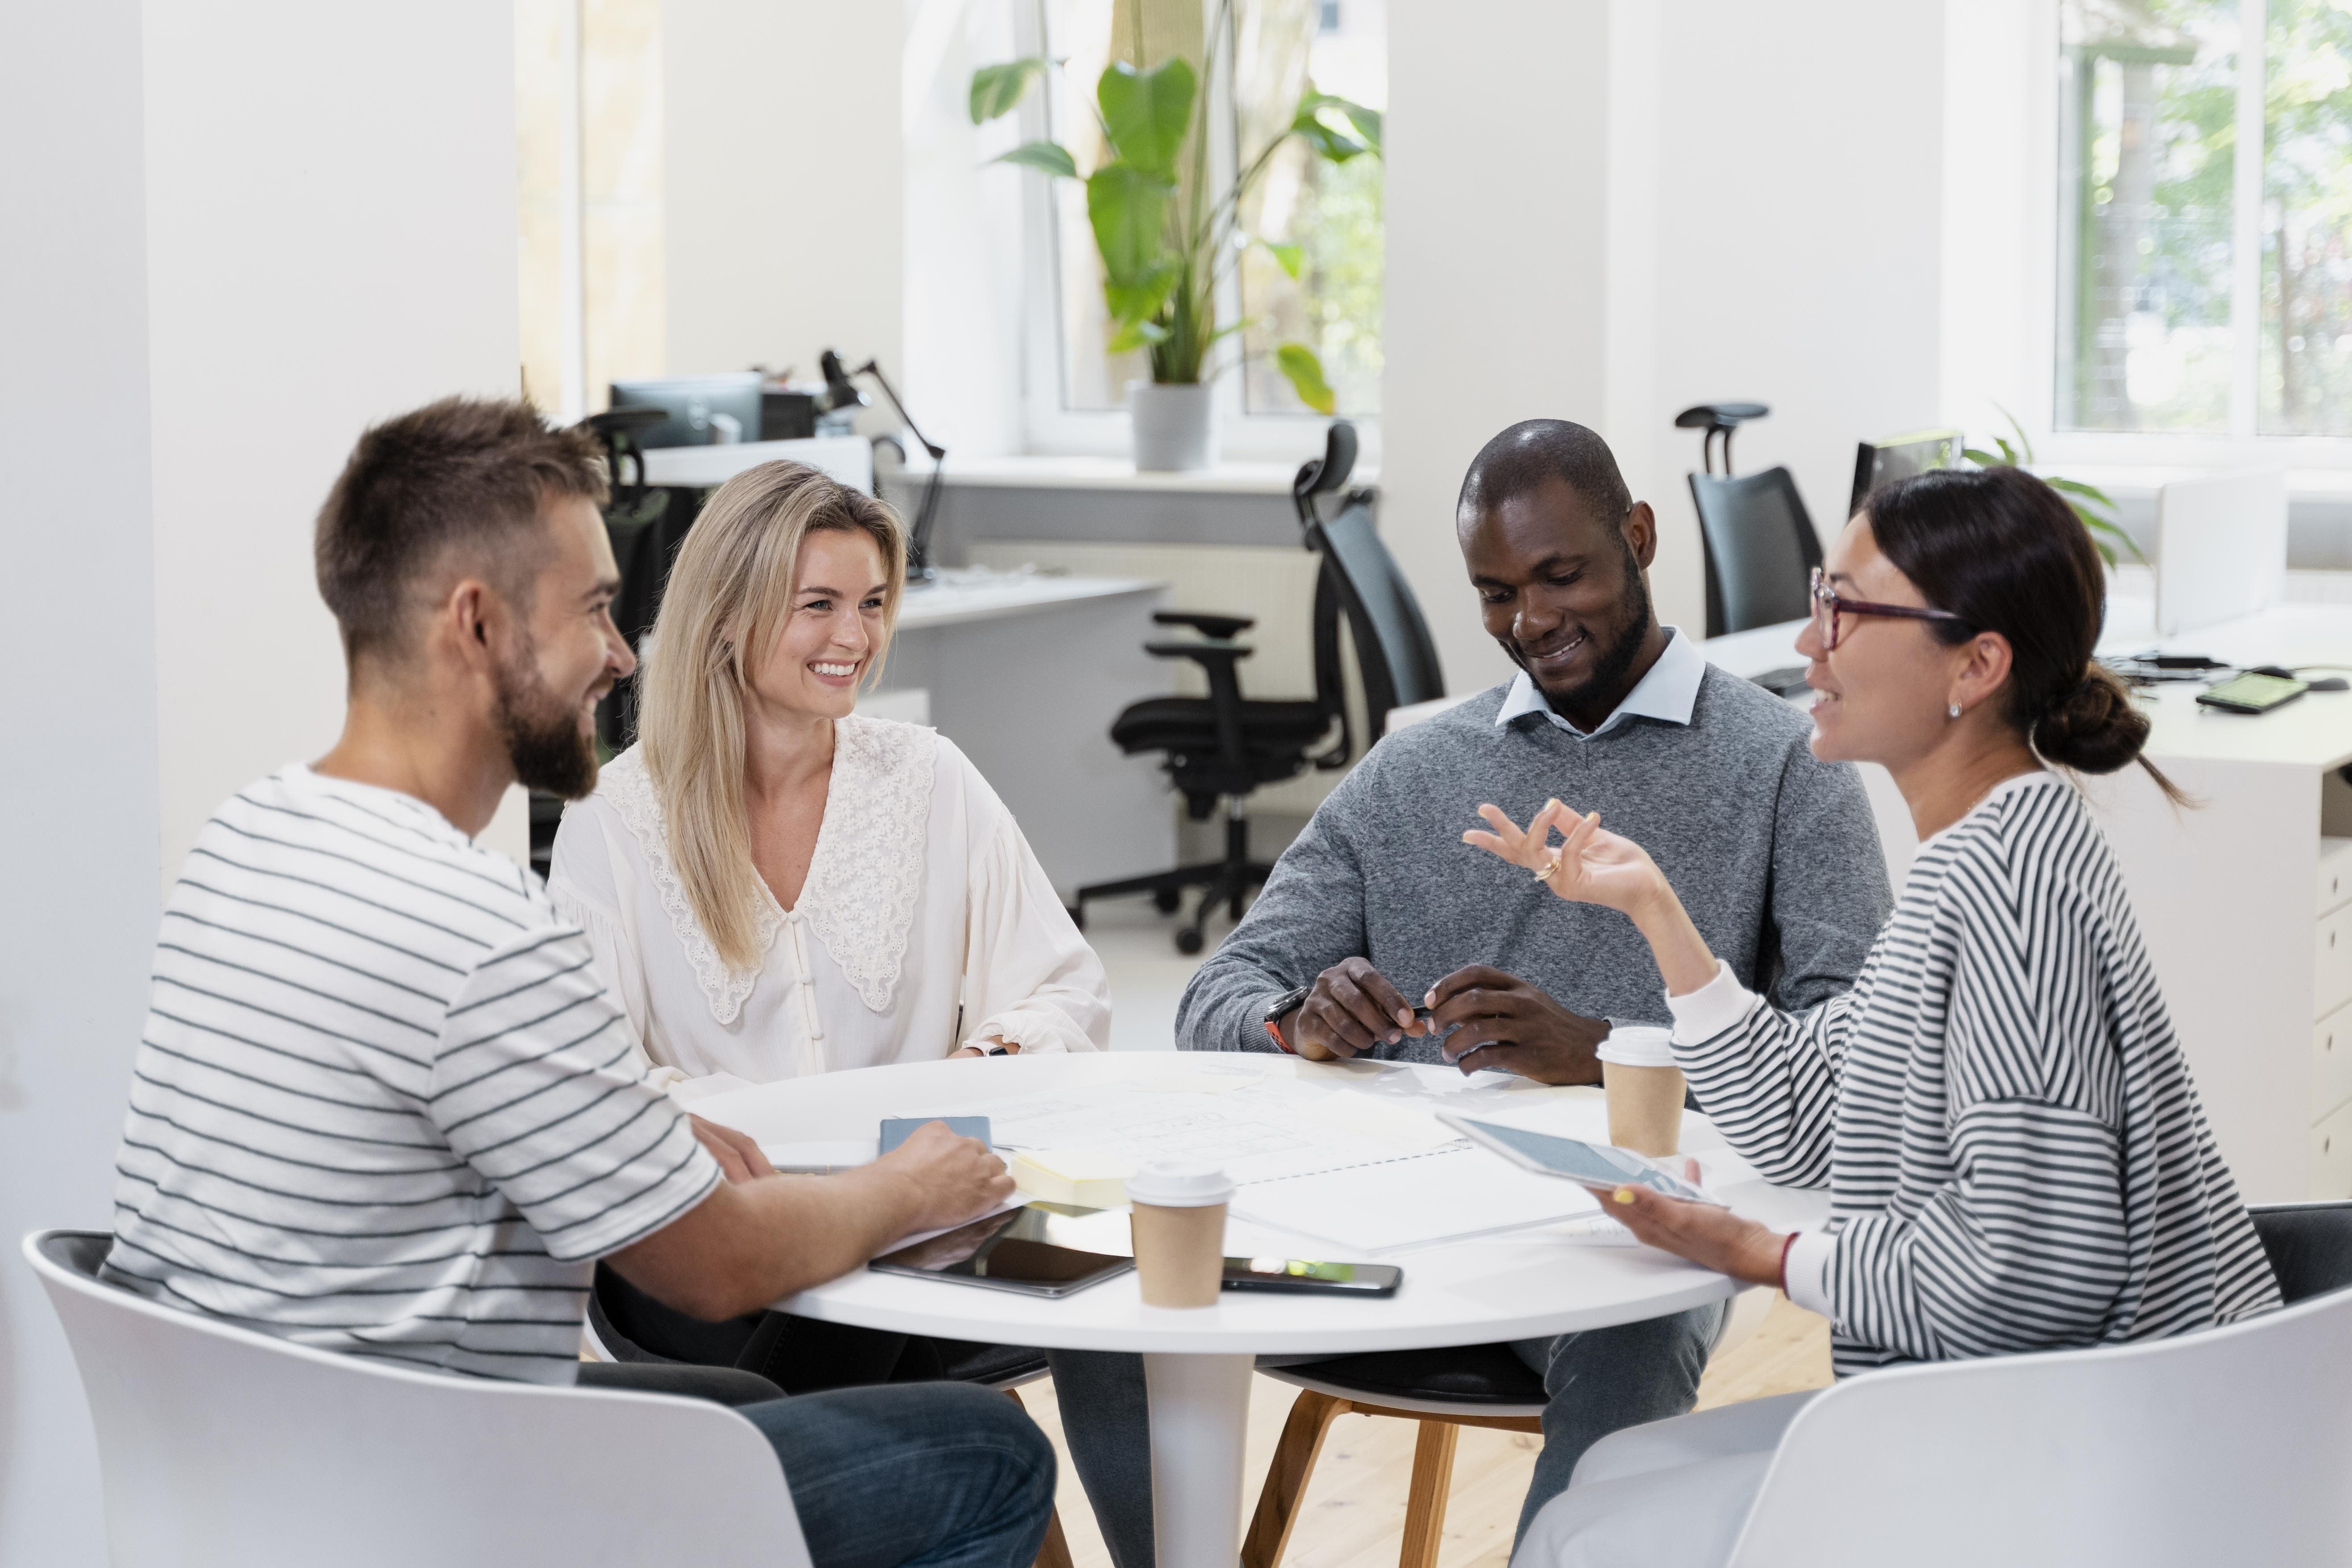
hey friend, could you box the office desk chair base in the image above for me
[1073,811,1271,954]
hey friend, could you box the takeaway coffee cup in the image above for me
[1599,1025,1684,1157]
[1125,1161,1234,1308]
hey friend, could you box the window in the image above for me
[1025,0,1385,439]
[2055,0,2352,440]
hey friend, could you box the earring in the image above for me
[1947,703,1963,720]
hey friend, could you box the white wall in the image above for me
[664,0,905,385]
[0,8,158,1560]
[145,3,525,880]
[1381,0,1949,680]
[0,7,520,1558]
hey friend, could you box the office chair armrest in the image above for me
[1144,641,1255,665]
[1153,611,1255,640]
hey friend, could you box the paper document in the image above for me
[1230,1146,1601,1254]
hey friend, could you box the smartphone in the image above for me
[1439,1115,1714,1203]
[2197,672,2308,714]
[870,1206,1133,1298]
[879,1116,992,1154]
[1222,1257,1402,1296]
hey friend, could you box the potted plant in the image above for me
[971,0,1379,469]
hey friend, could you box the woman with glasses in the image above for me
[1470,466,2279,1568]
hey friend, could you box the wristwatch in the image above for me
[1262,985,1312,1053]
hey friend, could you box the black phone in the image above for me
[1221,1257,1402,1296]
[2197,672,2309,714]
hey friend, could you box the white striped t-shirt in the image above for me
[103,765,721,1383]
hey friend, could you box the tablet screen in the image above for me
[870,1204,1135,1297]
[1454,1120,1708,1200]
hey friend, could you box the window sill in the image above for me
[907,453,1379,496]
[2028,462,2352,503]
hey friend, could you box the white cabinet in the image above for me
[2314,1098,2352,1200]
[2316,1005,2352,1127]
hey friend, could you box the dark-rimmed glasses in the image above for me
[1810,567,1973,652]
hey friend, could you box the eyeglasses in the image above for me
[1809,567,1973,652]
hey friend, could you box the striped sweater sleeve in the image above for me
[1668,961,1851,1191]
[427,926,720,1263]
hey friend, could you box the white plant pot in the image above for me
[1129,381,1219,472]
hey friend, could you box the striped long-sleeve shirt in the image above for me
[103,765,721,1383]
[1666,770,2279,1377]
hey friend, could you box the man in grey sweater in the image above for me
[1052,420,1890,1565]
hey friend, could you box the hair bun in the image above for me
[2033,667,2148,774]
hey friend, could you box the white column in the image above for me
[0,6,157,1560]
[663,0,905,383]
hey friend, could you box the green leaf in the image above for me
[1300,91,1383,155]
[1992,435,2020,467]
[1097,57,1196,177]
[970,58,1048,125]
[1962,447,2004,468]
[1086,164,1175,284]
[1292,94,1369,162]
[993,140,1077,178]
[1108,316,1172,352]
[2043,475,2115,508]
[1206,317,1254,346]
[1104,258,1181,327]
[1275,343,1337,415]
[1261,240,1304,279]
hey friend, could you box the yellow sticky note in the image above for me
[1009,1149,1135,1209]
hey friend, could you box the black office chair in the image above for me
[1074,421,1445,953]
[1675,404,1824,686]
[2249,1200,2352,1303]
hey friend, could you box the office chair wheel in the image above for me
[1175,927,1205,956]
[1153,887,1182,914]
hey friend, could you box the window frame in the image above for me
[2027,0,2352,472]
[1010,0,1382,464]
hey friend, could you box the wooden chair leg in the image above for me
[1397,1420,1460,1568]
[1001,1387,1076,1568]
[1242,1389,1354,1568]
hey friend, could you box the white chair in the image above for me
[1526,1201,2352,1567]
[24,1230,812,1568]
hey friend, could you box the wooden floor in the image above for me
[1018,1294,1833,1568]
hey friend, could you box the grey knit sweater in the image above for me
[1175,666,1893,1059]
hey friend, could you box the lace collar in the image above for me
[597,716,939,1023]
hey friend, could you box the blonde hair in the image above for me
[638,460,905,969]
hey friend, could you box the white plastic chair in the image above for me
[1719,1277,2352,1565]
[24,1230,812,1568]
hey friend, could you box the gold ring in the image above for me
[1534,854,1561,882]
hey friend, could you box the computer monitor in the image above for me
[1849,428,1963,518]
[608,372,764,449]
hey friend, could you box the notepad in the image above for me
[1009,1149,1135,1208]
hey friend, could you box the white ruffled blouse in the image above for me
[547,716,1108,1100]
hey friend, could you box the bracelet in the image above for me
[1263,1017,1297,1055]
[1776,1231,1800,1295]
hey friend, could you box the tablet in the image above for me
[869,1204,1135,1298]
[1438,1115,1714,1203]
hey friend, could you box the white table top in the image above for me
[692,1054,1825,1357]
[893,567,1166,632]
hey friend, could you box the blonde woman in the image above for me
[549,460,1108,1106]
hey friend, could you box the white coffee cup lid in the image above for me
[1124,1160,1234,1208]
[1598,1024,1677,1068]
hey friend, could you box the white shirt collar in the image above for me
[1493,626,1706,740]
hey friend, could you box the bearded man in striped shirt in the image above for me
[103,397,1055,1568]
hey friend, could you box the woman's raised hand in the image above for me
[1463,799,1669,918]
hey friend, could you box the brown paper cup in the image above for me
[1604,1061,1685,1157]
[1129,1201,1228,1308]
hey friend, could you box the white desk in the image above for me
[637,434,873,492]
[695,1053,1822,1568]
[871,570,1175,897]
[1708,605,2352,1203]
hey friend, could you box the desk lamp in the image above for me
[821,349,945,583]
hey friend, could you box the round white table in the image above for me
[693,1053,1826,1568]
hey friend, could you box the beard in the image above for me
[1530,538,1656,713]
[493,640,601,800]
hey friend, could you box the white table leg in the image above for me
[1143,1351,1255,1568]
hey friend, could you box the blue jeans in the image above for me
[1047,1302,1725,1568]
[740,1381,1057,1568]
